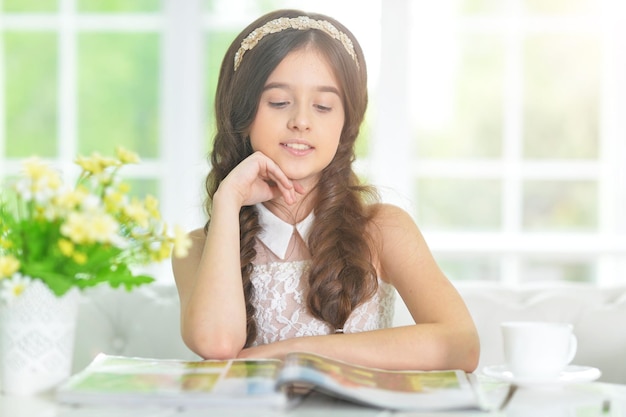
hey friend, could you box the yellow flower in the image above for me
[144,195,161,219]
[55,187,89,211]
[118,182,131,194]
[73,252,87,265]
[123,198,150,229]
[61,212,90,244]
[89,212,120,243]
[104,188,127,213]
[58,239,75,257]
[75,153,120,175]
[22,157,61,184]
[172,225,192,258]
[115,146,140,164]
[0,237,13,250]
[75,155,104,175]
[61,211,119,244]
[152,241,172,262]
[0,255,20,279]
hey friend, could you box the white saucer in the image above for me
[482,364,601,386]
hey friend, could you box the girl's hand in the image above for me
[217,151,304,207]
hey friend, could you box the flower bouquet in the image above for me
[0,147,191,395]
[0,147,190,301]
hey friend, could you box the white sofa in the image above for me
[74,282,626,383]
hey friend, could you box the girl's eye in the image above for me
[315,104,332,112]
[269,101,289,108]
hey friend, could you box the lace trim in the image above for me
[250,261,395,346]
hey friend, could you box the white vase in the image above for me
[0,279,80,396]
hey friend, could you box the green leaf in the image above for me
[21,264,75,296]
[105,264,154,290]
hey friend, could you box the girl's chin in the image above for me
[285,175,318,190]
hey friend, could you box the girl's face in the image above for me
[248,46,345,191]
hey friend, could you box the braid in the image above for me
[239,205,261,346]
[307,158,379,331]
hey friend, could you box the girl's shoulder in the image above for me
[365,203,418,246]
[364,203,421,282]
[366,202,416,230]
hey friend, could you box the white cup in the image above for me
[501,321,577,379]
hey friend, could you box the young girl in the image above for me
[173,9,479,372]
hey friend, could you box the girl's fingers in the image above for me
[256,155,300,204]
[226,152,304,206]
[264,173,296,204]
[291,180,306,195]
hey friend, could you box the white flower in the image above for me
[81,194,103,212]
[13,157,63,203]
[0,273,32,304]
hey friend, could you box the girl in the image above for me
[173,9,479,372]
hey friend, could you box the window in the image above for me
[371,0,626,284]
[2,0,624,285]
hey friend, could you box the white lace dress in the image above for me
[250,204,396,347]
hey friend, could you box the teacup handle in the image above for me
[566,334,578,364]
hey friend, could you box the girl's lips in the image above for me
[280,141,314,155]
[282,142,312,151]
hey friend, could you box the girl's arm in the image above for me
[237,203,480,372]
[172,152,302,359]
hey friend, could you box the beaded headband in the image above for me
[233,16,359,71]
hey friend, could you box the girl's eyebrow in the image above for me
[263,82,340,96]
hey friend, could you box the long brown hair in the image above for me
[205,9,379,346]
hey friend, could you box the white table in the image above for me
[2,377,626,416]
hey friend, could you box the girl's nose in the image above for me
[287,105,311,131]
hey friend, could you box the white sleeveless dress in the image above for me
[250,204,396,347]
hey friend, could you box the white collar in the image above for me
[256,203,314,260]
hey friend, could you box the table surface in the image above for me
[2,376,626,417]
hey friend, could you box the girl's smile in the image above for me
[281,140,314,155]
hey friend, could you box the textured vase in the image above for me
[0,279,80,396]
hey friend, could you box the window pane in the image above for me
[0,176,19,213]
[205,0,268,14]
[523,34,601,159]
[520,258,595,283]
[78,33,159,157]
[4,32,58,158]
[77,0,160,12]
[2,0,57,12]
[523,180,597,231]
[415,34,504,158]
[524,0,599,15]
[460,0,507,15]
[124,178,158,199]
[437,256,501,281]
[416,178,501,230]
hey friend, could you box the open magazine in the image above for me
[56,352,484,411]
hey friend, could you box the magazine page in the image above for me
[56,354,289,408]
[275,352,482,411]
